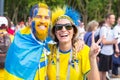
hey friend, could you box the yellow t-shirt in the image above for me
[34,52,47,80]
[0,69,5,80]
[47,45,90,80]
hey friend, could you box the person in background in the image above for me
[98,13,117,80]
[7,21,15,41]
[47,6,100,80]
[15,21,25,32]
[0,16,11,79]
[84,20,99,47]
[78,20,86,40]
[4,3,52,80]
[95,20,105,36]
[112,17,120,78]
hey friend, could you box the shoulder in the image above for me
[113,25,120,30]
[81,45,90,52]
[84,32,92,38]
[78,45,90,57]
[20,26,31,34]
[101,26,107,30]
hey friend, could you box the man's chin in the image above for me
[37,31,48,41]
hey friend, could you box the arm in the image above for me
[102,38,117,45]
[87,31,100,80]
[87,53,100,80]
[114,38,119,53]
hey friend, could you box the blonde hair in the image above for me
[30,3,51,18]
[86,20,99,32]
[38,3,49,9]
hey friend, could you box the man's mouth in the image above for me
[38,25,47,30]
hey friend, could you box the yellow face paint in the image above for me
[33,7,50,41]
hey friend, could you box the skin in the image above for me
[32,7,50,41]
[55,19,73,51]
[55,19,100,80]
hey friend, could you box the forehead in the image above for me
[33,7,50,16]
[56,19,71,24]
[109,15,115,19]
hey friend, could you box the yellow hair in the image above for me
[52,7,65,25]
[38,3,49,9]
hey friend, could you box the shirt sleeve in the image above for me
[100,26,107,38]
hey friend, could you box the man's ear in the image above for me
[28,17,32,26]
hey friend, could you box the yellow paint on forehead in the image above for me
[37,7,50,17]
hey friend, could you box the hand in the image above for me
[90,31,101,59]
[113,39,118,44]
[115,48,119,54]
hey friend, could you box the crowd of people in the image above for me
[0,2,120,80]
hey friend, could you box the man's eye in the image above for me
[35,15,42,18]
[45,16,50,19]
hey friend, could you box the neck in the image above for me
[35,33,47,41]
[105,22,112,27]
[58,42,72,52]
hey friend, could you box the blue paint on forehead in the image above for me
[30,4,38,18]
[33,8,38,17]
[30,4,51,18]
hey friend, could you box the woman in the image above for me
[47,7,100,80]
[84,20,99,47]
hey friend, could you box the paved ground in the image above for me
[107,68,120,80]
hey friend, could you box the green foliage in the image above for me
[4,0,120,25]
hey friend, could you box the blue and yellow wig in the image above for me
[51,6,81,41]
[52,6,80,26]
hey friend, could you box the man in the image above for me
[0,16,11,79]
[4,3,52,80]
[98,13,117,80]
[78,20,86,40]
[112,17,120,78]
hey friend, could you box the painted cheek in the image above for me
[46,20,50,27]
[35,21,40,27]
[33,18,40,27]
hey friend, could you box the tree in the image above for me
[67,0,118,29]
[4,0,120,26]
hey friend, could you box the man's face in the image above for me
[32,7,50,40]
[109,15,115,25]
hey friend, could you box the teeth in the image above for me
[60,34,68,37]
[39,26,46,30]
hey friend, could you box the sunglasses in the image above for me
[54,23,73,31]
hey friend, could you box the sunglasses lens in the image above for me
[55,25,63,31]
[55,24,73,31]
[65,25,73,30]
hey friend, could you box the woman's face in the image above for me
[55,19,74,43]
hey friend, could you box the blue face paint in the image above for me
[48,10,51,17]
[33,8,38,17]
[30,4,39,18]
[31,21,36,34]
